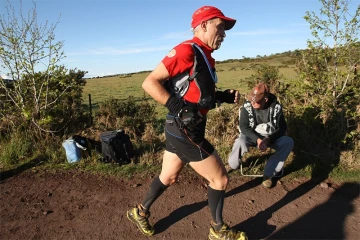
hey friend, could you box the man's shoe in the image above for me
[262,176,273,188]
[126,205,155,236]
[209,223,248,240]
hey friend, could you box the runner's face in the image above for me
[205,18,226,50]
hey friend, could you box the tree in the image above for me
[293,0,359,152]
[299,0,359,117]
[0,0,87,135]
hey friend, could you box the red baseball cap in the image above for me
[191,6,236,30]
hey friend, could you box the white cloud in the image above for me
[160,31,191,40]
[251,39,306,45]
[232,29,300,36]
[67,46,171,56]
[91,46,171,55]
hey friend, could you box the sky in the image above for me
[1,0,359,78]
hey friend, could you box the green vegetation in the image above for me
[1,0,359,183]
[0,1,88,136]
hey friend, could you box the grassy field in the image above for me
[83,55,299,118]
[2,53,358,183]
[80,54,359,182]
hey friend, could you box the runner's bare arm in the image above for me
[142,62,171,105]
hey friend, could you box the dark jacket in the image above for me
[239,93,287,144]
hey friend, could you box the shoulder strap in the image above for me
[189,44,198,80]
[192,43,218,83]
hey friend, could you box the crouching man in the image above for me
[227,82,294,188]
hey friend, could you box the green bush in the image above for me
[94,96,158,140]
[0,69,89,139]
[0,131,33,165]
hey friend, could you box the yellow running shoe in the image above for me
[126,205,154,236]
[262,176,273,188]
[209,224,247,240]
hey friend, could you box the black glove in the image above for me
[165,96,203,128]
[216,89,238,103]
[178,104,203,128]
[165,96,185,115]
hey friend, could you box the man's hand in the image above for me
[230,89,240,103]
[216,89,240,104]
[165,96,185,115]
[178,104,203,128]
[258,137,270,151]
[165,96,203,128]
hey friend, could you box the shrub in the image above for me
[94,96,157,140]
[0,131,33,165]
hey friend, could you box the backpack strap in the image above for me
[188,43,198,80]
[192,43,217,83]
[166,43,199,98]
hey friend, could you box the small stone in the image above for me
[43,210,53,215]
[191,221,198,228]
[320,182,329,189]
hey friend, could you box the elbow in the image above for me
[142,78,149,92]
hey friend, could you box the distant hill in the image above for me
[84,49,304,79]
[84,42,360,79]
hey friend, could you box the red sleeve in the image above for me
[162,43,194,77]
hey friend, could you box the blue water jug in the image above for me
[62,139,81,163]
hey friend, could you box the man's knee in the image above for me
[159,173,178,186]
[283,136,294,150]
[209,174,229,190]
[277,136,294,151]
[239,134,250,151]
[239,134,248,144]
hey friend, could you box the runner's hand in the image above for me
[178,104,203,128]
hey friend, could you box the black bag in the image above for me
[100,130,134,163]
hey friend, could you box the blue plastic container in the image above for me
[62,139,81,163]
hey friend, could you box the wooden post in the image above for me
[88,94,93,125]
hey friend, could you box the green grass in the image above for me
[3,154,357,183]
[83,72,168,118]
[77,56,360,183]
[83,72,148,104]
[83,58,300,118]
[3,54,357,183]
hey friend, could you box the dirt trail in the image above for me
[0,169,359,240]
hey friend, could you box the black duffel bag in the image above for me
[100,130,134,164]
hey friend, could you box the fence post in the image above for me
[88,94,93,125]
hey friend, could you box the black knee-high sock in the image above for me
[208,185,225,229]
[141,177,168,213]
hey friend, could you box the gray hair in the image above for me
[192,18,215,35]
[192,25,201,34]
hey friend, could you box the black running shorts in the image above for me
[165,114,214,163]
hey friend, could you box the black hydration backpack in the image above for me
[100,130,134,164]
[164,43,217,109]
